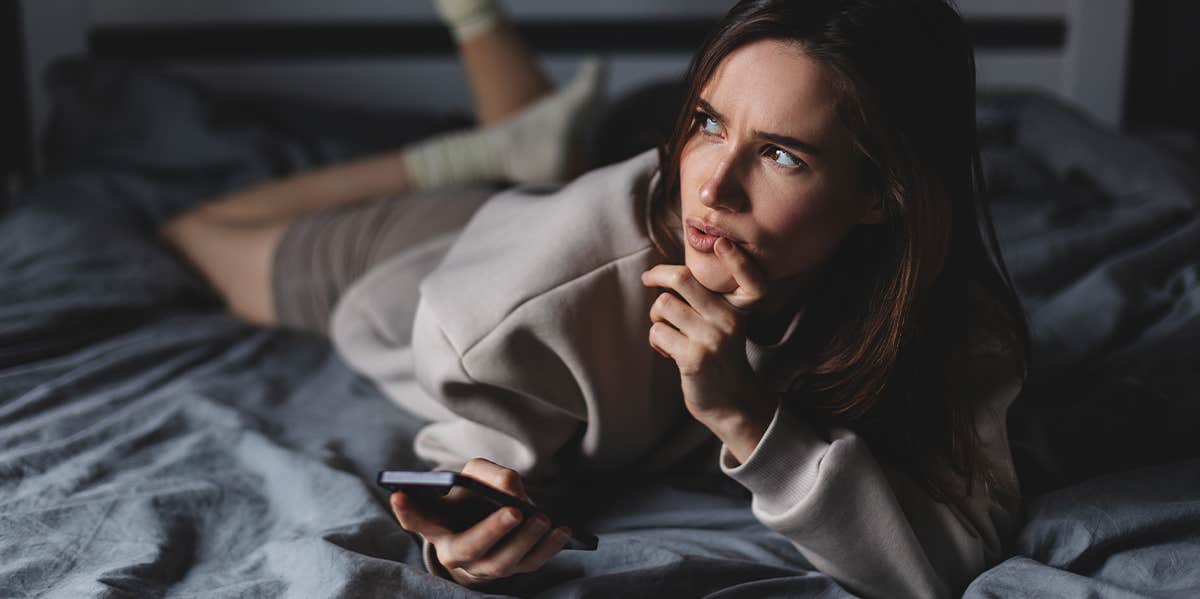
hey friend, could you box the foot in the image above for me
[493,56,608,185]
[401,57,608,189]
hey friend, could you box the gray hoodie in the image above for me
[330,150,1024,598]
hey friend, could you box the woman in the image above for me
[162,0,1030,596]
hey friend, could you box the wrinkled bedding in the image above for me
[1,62,1198,598]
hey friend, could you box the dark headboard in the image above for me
[16,0,1131,179]
[86,18,1063,61]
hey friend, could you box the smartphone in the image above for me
[377,470,599,551]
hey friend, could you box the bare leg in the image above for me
[436,0,553,125]
[458,21,553,125]
[182,149,411,226]
[160,149,413,325]
[162,1,596,325]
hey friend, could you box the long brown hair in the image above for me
[647,0,1031,501]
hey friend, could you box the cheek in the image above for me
[755,188,861,278]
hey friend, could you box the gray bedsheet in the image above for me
[1,61,1198,598]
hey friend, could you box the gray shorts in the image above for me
[270,186,494,334]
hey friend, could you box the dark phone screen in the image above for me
[378,471,598,550]
[397,482,508,532]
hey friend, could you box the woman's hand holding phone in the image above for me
[388,457,573,588]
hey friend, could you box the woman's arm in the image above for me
[716,390,1021,599]
[700,396,776,465]
[641,238,1023,598]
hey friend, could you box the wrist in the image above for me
[695,394,778,464]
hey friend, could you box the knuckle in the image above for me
[496,470,522,491]
[438,547,467,570]
[463,457,490,474]
[667,269,689,287]
[715,313,738,335]
[460,544,487,564]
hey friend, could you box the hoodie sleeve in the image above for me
[719,348,1024,598]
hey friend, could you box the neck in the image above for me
[746,270,819,344]
[756,265,823,317]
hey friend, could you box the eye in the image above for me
[694,111,723,136]
[766,146,803,169]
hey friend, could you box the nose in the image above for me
[698,152,746,212]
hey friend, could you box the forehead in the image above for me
[701,39,845,146]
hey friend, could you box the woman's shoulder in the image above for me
[417,149,662,352]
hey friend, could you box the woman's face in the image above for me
[679,39,883,296]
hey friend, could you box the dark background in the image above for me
[1124,1,1200,135]
[3,0,31,209]
[3,0,1198,207]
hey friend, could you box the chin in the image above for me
[685,251,738,294]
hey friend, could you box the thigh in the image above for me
[272,186,494,335]
[162,215,288,326]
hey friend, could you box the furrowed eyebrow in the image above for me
[696,98,726,123]
[695,97,823,157]
[757,131,823,157]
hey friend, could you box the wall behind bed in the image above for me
[17,0,1132,177]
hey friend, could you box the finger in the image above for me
[438,506,526,570]
[649,321,701,373]
[390,491,454,543]
[714,238,767,309]
[649,291,714,342]
[647,327,671,359]
[513,526,572,574]
[471,513,554,577]
[641,265,730,320]
[460,458,531,503]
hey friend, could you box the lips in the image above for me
[685,217,745,243]
[685,217,746,254]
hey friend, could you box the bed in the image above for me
[5,2,1199,598]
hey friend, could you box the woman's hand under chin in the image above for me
[641,237,779,461]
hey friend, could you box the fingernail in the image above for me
[715,238,729,254]
[501,509,521,525]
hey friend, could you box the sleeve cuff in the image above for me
[718,402,832,515]
[422,537,455,581]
